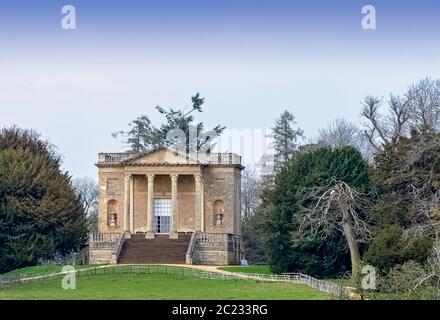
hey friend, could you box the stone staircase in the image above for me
[117,233,192,264]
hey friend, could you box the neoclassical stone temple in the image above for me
[89,147,244,265]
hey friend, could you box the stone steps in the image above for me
[117,233,192,264]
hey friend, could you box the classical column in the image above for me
[123,174,131,234]
[129,175,134,233]
[201,176,205,232]
[194,174,203,232]
[236,176,241,236]
[145,174,155,239]
[170,174,179,239]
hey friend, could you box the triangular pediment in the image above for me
[123,147,200,165]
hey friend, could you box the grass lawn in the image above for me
[0,271,330,300]
[325,278,354,287]
[217,265,272,274]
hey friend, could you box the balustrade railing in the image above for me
[98,152,140,163]
[98,151,241,165]
[185,232,197,264]
[197,153,241,165]
[195,233,228,243]
[89,233,121,243]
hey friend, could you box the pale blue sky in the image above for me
[1,0,440,178]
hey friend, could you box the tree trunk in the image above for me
[340,206,361,279]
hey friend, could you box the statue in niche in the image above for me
[215,208,224,227]
[109,213,117,227]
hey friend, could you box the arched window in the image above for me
[107,200,118,227]
[213,199,225,227]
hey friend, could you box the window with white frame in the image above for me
[154,198,171,234]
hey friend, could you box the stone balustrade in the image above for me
[98,151,241,165]
[89,232,125,264]
[98,152,140,163]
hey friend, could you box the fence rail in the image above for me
[282,273,349,297]
[0,265,350,298]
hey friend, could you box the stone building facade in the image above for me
[89,147,244,265]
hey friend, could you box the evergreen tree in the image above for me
[113,93,225,153]
[271,110,303,173]
[364,128,439,273]
[0,127,87,273]
[264,147,370,276]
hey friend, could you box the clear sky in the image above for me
[1,0,440,179]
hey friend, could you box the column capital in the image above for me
[124,173,132,181]
[170,174,179,182]
[194,174,203,182]
[147,174,155,181]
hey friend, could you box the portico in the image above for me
[121,171,205,239]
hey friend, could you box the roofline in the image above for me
[95,162,245,170]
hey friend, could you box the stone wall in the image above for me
[89,248,117,265]
[192,233,241,265]
[203,167,241,235]
[98,167,125,234]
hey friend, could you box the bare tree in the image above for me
[241,168,261,220]
[318,118,361,148]
[240,168,269,264]
[414,243,440,292]
[407,179,440,242]
[361,78,440,153]
[407,78,440,131]
[73,177,99,232]
[295,179,371,278]
[317,118,373,160]
[386,243,440,298]
[361,95,410,152]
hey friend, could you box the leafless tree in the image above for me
[318,118,361,148]
[361,95,411,152]
[241,168,261,220]
[295,179,371,278]
[407,78,440,131]
[240,168,270,264]
[73,177,99,232]
[387,243,440,297]
[361,78,440,153]
[414,243,440,292]
[317,118,373,160]
[407,182,440,242]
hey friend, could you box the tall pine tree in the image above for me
[271,110,303,173]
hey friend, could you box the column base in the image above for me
[169,232,179,239]
[145,231,155,239]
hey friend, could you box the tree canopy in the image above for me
[0,127,87,273]
[112,93,225,154]
[263,146,370,276]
